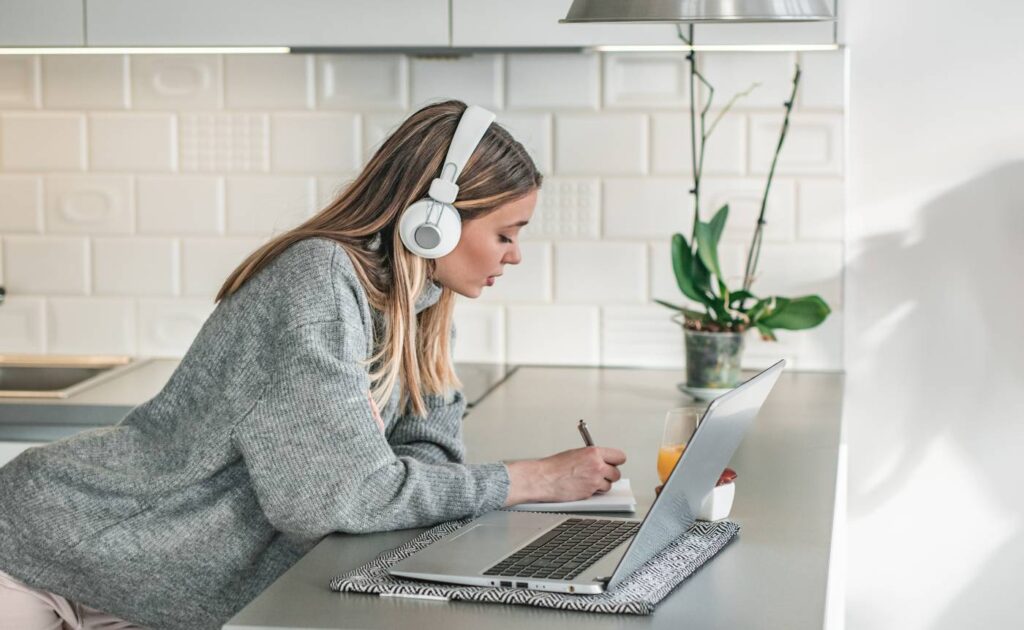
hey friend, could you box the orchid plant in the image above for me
[655,25,831,340]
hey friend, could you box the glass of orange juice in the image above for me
[657,407,702,484]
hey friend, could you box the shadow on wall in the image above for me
[846,161,1024,629]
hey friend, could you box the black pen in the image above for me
[577,419,595,447]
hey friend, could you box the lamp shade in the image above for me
[561,0,835,23]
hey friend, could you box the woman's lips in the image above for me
[485,276,495,286]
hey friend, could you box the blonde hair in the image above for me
[215,100,542,418]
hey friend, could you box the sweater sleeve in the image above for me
[387,388,469,465]
[231,320,510,540]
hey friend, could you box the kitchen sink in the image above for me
[0,355,141,399]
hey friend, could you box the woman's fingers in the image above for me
[597,447,627,466]
[602,464,622,483]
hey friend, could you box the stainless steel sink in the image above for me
[0,355,141,399]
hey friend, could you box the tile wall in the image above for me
[0,50,844,369]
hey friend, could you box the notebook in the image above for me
[505,479,637,513]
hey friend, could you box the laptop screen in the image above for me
[603,359,785,589]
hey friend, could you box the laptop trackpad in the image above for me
[399,522,545,575]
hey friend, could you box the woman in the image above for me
[0,100,625,630]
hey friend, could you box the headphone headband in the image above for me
[427,105,496,204]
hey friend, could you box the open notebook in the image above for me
[505,479,637,513]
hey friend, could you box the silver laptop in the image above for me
[389,359,786,594]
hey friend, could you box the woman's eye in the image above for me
[499,235,513,244]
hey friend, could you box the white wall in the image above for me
[845,1,1024,628]
[0,50,844,370]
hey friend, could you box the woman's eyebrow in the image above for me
[504,220,530,228]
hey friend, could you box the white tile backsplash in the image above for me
[554,113,648,175]
[506,305,600,365]
[0,50,844,370]
[410,55,503,110]
[698,177,797,242]
[224,54,314,110]
[797,51,845,110]
[317,55,408,110]
[93,238,179,296]
[554,242,647,304]
[44,175,134,234]
[477,242,552,304]
[650,111,746,175]
[603,177,693,239]
[751,242,844,307]
[41,55,128,109]
[89,113,177,172]
[698,52,797,109]
[529,178,601,240]
[316,174,356,208]
[0,175,43,232]
[181,237,265,298]
[224,176,316,236]
[797,178,845,240]
[270,113,360,173]
[47,297,136,355]
[362,113,406,160]
[2,236,89,295]
[137,298,216,357]
[179,113,270,172]
[602,305,683,368]
[0,113,86,171]
[505,53,599,110]
[130,54,222,110]
[452,300,505,363]
[137,176,225,235]
[0,296,46,353]
[749,112,843,176]
[0,56,40,109]
[603,53,689,109]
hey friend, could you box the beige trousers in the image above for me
[0,569,145,630]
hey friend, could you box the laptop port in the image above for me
[500,580,512,587]
[516,582,528,588]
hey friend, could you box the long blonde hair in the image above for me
[215,100,542,418]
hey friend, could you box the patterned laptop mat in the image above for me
[329,516,740,615]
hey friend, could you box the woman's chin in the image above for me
[450,284,483,299]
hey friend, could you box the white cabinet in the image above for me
[85,0,450,47]
[0,0,85,46]
[0,441,45,467]
[452,0,836,47]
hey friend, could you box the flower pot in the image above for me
[683,328,745,389]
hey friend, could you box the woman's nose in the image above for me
[504,244,522,265]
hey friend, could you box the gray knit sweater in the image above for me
[0,238,510,629]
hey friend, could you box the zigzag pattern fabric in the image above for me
[329,515,740,615]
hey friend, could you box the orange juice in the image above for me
[657,443,686,483]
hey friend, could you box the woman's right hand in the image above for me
[503,447,627,506]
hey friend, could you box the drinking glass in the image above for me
[657,407,702,484]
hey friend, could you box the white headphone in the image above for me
[398,105,496,259]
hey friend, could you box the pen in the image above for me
[577,419,595,447]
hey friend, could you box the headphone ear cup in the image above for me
[398,198,463,259]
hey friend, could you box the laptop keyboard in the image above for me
[483,518,640,581]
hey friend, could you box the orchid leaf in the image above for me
[758,295,831,330]
[671,233,712,306]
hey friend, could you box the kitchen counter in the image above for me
[225,366,844,630]
[0,360,516,442]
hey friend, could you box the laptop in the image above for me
[389,359,786,594]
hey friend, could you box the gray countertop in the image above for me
[0,360,516,441]
[225,366,843,630]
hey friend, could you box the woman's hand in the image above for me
[503,447,627,506]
